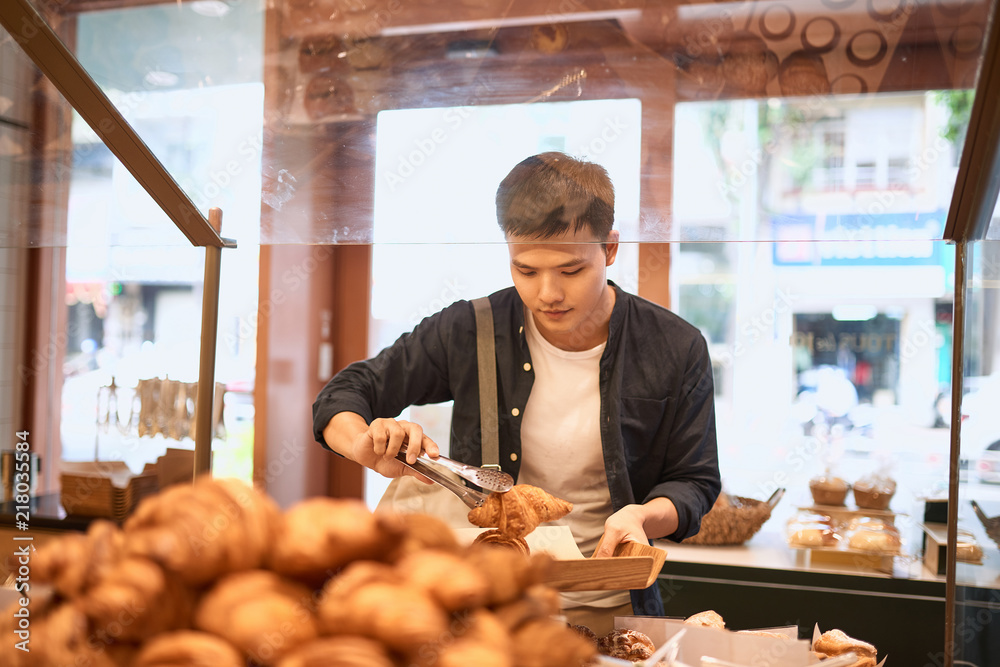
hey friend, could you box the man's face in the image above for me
[507,228,619,352]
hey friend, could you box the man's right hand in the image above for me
[326,412,441,482]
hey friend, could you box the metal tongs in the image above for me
[395,444,514,509]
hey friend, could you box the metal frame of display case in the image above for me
[4,0,1000,664]
[942,2,1000,659]
[0,0,235,478]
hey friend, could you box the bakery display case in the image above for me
[2,0,1000,664]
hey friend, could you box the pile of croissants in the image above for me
[0,477,596,667]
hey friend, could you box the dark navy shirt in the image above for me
[312,281,721,615]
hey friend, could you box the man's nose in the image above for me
[538,274,564,304]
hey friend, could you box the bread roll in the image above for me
[684,609,726,628]
[847,529,900,553]
[598,628,656,661]
[813,628,877,665]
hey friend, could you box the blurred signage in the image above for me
[772,211,947,267]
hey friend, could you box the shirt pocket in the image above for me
[620,396,672,455]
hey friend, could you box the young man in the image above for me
[313,152,720,629]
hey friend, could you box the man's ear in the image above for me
[604,229,620,266]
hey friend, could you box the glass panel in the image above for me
[5,0,993,245]
[956,231,1000,664]
[0,7,264,483]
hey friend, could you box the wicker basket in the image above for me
[683,489,784,546]
[60,461,159,523]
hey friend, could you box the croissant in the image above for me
[32,519,125,598]
[464,545,552,606]
[17,601,137,667]
[397,548,491,611]
[491,584,561,631]
[387,511,462,558]
[511,617,598,667]
[472,528,530,555]
[81,556,197,642]
[269,497,405,583]
[125,477,280,586]
[318,580,449,655]
[194,570,320,665]
[275,636,396,667]
[437,640,515,667]
[467,484,572,539]
[132,630,244,667]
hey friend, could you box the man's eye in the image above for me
[563,268,583,276]
[518,270,536,277]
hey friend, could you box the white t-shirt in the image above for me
[517,310,631,609]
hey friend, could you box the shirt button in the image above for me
[519,326,524,334]
[510,453,518,462]
[511,407,520,417]
[523,362,531,372]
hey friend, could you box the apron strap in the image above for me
[472,297,500,469]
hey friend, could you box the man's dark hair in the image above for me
[496,152,615,241]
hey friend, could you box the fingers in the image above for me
[361,419,441,477]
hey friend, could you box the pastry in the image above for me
[133,630,244,667]
[32,519,125,598]
[473,528,531,555]
[788,525,841,548]
[459,609,513,652]
[318,580,449,656]
[390,511,462,556]
[809,475,849,506]
[512,617,598,667]
[467,484,573,539]
[684,609,726,629]
[275,636,396,667]
[848,529,901,553]
[82,556,197,642]
[569,623,599,645]
[269,497,404,584]
[491,584,561,631]
[194,570,320,664]
[464,544,552,606]
[396,548,491,611]
[124,477,280,586]
[437,640,514,667]
[598,628,656,661]
[852,475,896,510]
[813,628,877,666]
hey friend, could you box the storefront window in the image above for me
[365,97,643,506]
[58,2,264,482]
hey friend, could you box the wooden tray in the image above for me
[544,541,667,591]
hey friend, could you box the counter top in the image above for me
[655,523,1000,591]
[0,494,98,532]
